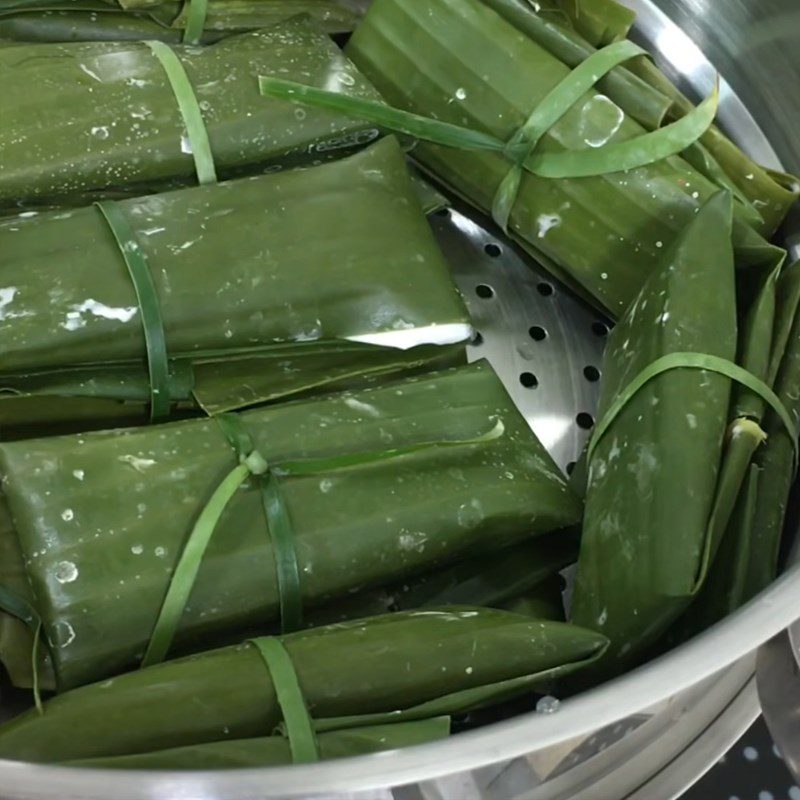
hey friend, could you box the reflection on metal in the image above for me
[431,207,605,473]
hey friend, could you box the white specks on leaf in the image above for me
[118,454,156,472]
[536,213,561,239]
[54,561,78,584]
[344,397,380,417]
[54,620,76,648]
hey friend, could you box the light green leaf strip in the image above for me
[141,412,303,666]
[250,637,319,763]
[258,65,718,194]
[181,0,207,44]
[95,201,171,421]
[144,40,217,185]
[586,352,799,468]
[140,460,254,668]
[493,39,646,230]
[525,80,720,178]
[257,76,505,152]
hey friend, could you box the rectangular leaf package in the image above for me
[0,16,381,211]
[0,137,471,434]
[0,361,582,691]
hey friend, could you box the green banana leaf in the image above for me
[0,361,581,691]
[479,0,798,237]
[744,263,800,595]
[0,16,382,211]
[622,44,800,237]
[307,531,576,627]
[0,1,358,42]
[479,0,672,130]
[570,192,750,667]
[532,0,635,46]
[342,0,790,318]
[662,259,800,642]
[0,137,471,434]
[694,261,800,621]
[0,608,608,763]
[67,718,452,769]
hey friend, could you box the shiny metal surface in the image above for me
[434,208,605,474]
[3,1,800,798]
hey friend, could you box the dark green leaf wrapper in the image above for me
[0,1,359,43]
[0,17,380,211]
[66,718,452,769]
[0,137,470,433]
[0,608,608,764]
[345,0,790,318]
[571,192,742,667]
[307,531,575,627]
[481,0,799,235]
[710,261,800,609]
[0,361,581,691]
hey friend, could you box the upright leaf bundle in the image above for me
[569,192,792,666]
[0,137,470,434]
[0,361,581,691]
[0,16,381,211]
[0,608,608,765]
[0,1,359,43]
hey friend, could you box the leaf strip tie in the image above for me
[258,59,718,229]
[215,413,303,634]
[493,40,647,230]
[140,416,507,665]
[586,352,799,468]
[95,200,171,422]
[181,0,207,44]
[249,637,319,763]
[144,40,217,185]
[141,414,301,668]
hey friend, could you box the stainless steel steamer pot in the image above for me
[2,0,800,797]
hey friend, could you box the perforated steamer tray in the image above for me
[431,207,606,478]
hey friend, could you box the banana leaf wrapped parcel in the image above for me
[0,360,582,692]
[0,609,608,765]
[259,0,794,318]
[0,16,383,212]
[0,137,471,434]
[0,1,359,43]
[570,192,797,669]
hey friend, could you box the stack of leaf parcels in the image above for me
[0,0,798,772]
